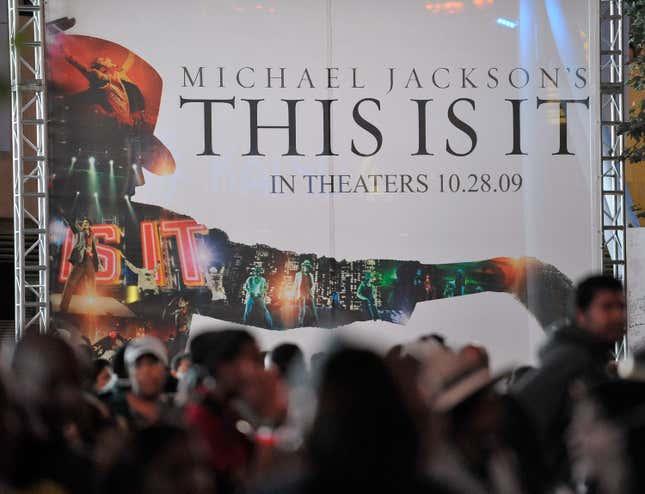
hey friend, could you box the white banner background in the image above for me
[46,0,601,367]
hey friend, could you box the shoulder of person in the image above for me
[104,389,131,419]
[246,473,309,494]
[415,473,465,494]
[540,326,595,361]
[540,339,593,372]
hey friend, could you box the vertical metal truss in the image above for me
[8,0,49,338]
[599,0,627,358]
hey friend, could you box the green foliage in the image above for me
[626,1,645,50]
[620,1,645,162]
[1,29,31,101]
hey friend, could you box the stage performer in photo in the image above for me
[125,258,161,296]
[423,274,434,301]
[206,266,227,302]
[47,28,177,203]
[443,281,456,298]
[60,217,103,313]
[63,47,145,128]
[242,266,273,329]
[357,273,379,321]
[295,260,319,326]
[172,297,192,336]
[455,269,466,297]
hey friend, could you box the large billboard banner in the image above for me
[44,0,600,365]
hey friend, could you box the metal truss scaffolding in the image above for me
[599,0,628,358]
[8,0,49,338]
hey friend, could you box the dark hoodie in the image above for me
[514,323,614,484]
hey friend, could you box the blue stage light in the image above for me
[496,17,518,29]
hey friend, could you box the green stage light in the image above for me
[88,157,99,193]
[109,164,117,198]
[94,191,103,220]
[124,195,137,222]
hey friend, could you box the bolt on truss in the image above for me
[8,0,49,338]
[599,0,627,358]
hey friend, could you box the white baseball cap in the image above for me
[125,336,168,368]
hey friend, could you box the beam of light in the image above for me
[132,163,145,187]
[278,280,297,302]
[85,295,97,313]
[544,0,579,78]
[109,160,116,199]
[196,239,215,269]
[71,190,80,210]
[88,157,99,193]
[48,219,69,245]
[69,156,77,172]
[124,195,137,223]
[94,192,103,220]
[496,17,518,29]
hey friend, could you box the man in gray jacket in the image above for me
[513,275,626,485]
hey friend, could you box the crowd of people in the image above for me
[0,274,643,494]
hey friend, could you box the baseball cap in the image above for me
[125,336,168,368]
[432,362,511,413]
